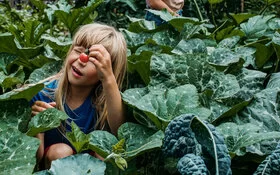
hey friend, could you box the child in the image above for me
[30,22,127,170]
[145,0,185,26]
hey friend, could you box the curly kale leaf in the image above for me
[163,114,231,175]
[191,117,232,175]
[177,154,208,175]
[253,143,280,175]
[162,114,199,158]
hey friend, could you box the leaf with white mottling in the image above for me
[26,108,68,136]
[0,128,39,175]
[49,154,106,175]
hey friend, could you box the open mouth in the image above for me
[72,66,83,76]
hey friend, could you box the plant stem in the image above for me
[259,0,269,15]
[243,38,271,47]
[210,19,228,38]
[274,46,280,73]
[210,4,217,28]
[193,0,204,21]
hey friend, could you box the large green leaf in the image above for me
[7,19,49,47]
[214,68,266,107]
[210,68,266,119]
[0,33,43,60]
[268,18,280,30]
[169,17,205,33]
[0,128,39,175]
[172,38,207,55]
[44,0,73,24]
[122,84,211,129]
[53,0,102,36]
[267,72,280,88]
[0,99,39,174]
[27,61,62,84]
[47,154,106,175]
[272,32,280,67]
[88,122,165,162]
[234,46,256,67]
[208,47,241,67]
[127,51,153,85]
[88,130,119,158]
[26,108,69,136]
[229,13,256,25]
[238,88,280,132]
[152,30,179,50]
[234,68,266,96]
[0,66,25,92]
[215,87,280,157]
[0,53,17,74]
[121,29,153,49]
[118,122,164,160]
[117,0,137,11]
[0,99,31,133]
[215,26,245,42]
[145,9,173,23]
[210,99,252,124]
[149,53,241,102]
[41,35,72,58]
[251,43,274,68]
[128,17,157,32]
[0,83,44,101]
[217,35,240,49]
[217,122,280,156]
[216,87,280,157]
[240,15,275,40]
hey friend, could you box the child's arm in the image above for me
[89,44,125,135]
[148,0,178,15]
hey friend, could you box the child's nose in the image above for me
[78,58,87,66]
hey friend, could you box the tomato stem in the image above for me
[85,48,89,55]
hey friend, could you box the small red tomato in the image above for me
[79,53,89,63]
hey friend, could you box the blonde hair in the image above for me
[55,23,127,130]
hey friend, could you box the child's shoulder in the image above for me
[44,79,58,89]
[30,79,57,105]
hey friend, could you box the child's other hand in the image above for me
[88,44,114,83]
[31,101,56,116]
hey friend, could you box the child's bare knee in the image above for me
[44,143,74,168]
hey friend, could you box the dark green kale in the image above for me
[177,154,208,175]
[162,114,198,158]
[253,142,280,175]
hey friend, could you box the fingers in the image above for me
[88,52,102,68]
[35,101,56,108]
[86,44,116,83]
[49,101,56,107]
[31,101,56,116]
[88,44,111,65]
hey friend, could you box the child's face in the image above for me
[66,46,99,88]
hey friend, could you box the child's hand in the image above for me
[88,44,115,83]
[31,101,56,116]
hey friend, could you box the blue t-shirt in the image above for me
[30,80,97,152]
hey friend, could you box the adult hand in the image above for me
[31,101,56,116]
